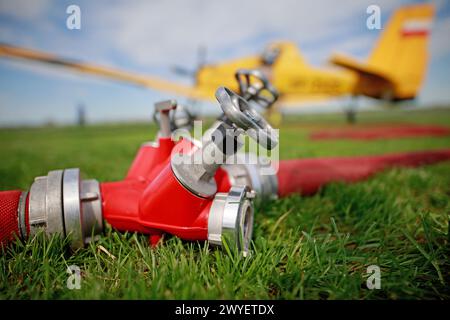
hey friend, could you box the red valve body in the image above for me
[101,165,212,241]
[125,137,174,181]
[101,137,213,244]
[215,167,232,192]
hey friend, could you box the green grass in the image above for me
[1,108,450,299]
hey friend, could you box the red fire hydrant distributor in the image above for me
[0,82,279,256]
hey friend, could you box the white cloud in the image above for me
[90,0,402,67]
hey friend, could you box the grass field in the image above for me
[1,108,450,299]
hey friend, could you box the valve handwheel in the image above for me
[235,69,279,110]
[215,86,278,150]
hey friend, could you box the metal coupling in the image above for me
[208,186,255,257]
[222,153,278,203]
[22,168,103,249]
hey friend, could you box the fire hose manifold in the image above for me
[0,69,280,255]
[1,69,450,254]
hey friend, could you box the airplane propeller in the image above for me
[171,45,207,83]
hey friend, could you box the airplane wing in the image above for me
[278,93,338,107]
[0,43,210,100]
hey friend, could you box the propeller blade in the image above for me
[171,65,195,77]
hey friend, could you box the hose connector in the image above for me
[222,153,278,203]
[208,186,255,257]
[26,168,103,249]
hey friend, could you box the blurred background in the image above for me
[0,0,449,126]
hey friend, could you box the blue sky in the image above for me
[0,0,449,126]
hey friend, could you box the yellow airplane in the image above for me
[0,3,434,113]
[196,3,435,104]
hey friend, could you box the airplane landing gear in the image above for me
[345,107,356,124]
[344,95,357,124]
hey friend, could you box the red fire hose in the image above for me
[0,190,24,247]
[277,149,450,197]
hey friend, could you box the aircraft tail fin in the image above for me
[368,3,434,98]
[331,4,435,100]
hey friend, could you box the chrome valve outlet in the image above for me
[208,186,255,257]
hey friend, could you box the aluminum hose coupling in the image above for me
[208,185,256,257]
[24,168,103,249]
[222,153,278,204]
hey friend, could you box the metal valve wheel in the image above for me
[215,86,278,150]
[235,69,279,110]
